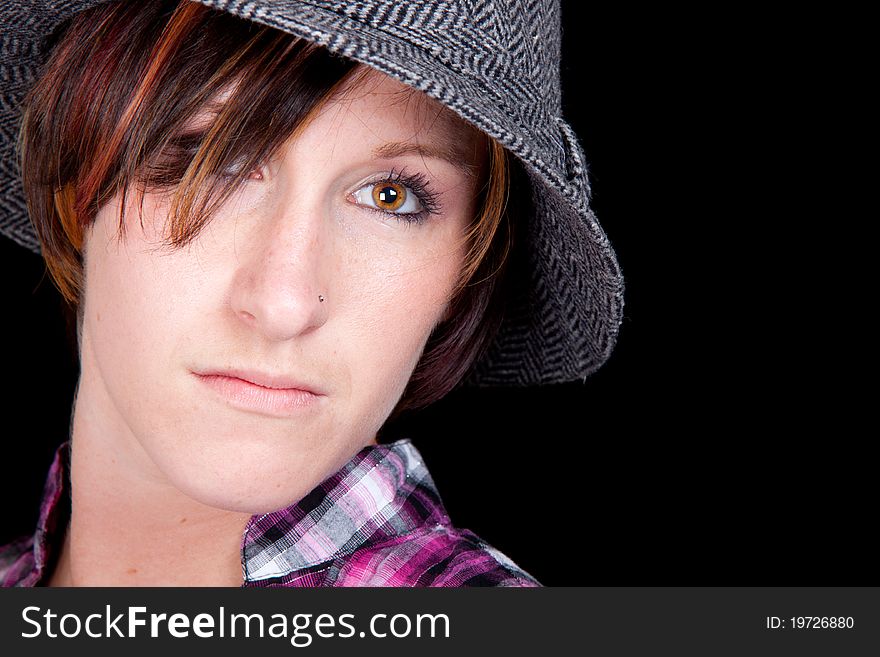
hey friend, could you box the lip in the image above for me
[193,369,325,417]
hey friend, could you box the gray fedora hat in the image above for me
[0,0,625,387]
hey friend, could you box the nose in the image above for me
[230,201,330,342]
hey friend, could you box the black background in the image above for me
[0,3,866,585]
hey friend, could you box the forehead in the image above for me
[331,69,458,128]
[316,67,485,164]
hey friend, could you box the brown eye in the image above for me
[371,182,406,211]
[350,174,431,218]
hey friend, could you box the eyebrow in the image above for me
[372,140,480,179]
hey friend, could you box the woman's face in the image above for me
[78,69,484,513]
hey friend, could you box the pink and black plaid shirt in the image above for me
[0,439,539,587]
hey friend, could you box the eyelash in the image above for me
[151,142,443,226]
[219,157,265,182]
[354,168,442,226]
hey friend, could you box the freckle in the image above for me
[126,567,138,575]
[96,312,101,322]
[179,517,187,523]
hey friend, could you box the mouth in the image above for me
[193,369,325,417]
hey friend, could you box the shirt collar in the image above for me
[241,440,447,582]
[25,438,448,585]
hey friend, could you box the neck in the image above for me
[50,365,252,587]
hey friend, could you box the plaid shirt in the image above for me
[0,439,539,587]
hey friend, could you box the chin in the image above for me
[168,467,311,515]
[141,442,313,515]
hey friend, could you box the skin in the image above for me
[47,68,486,586]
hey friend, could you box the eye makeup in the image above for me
[146,131,448,227]
[350,168,442,226]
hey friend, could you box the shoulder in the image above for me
[333,523,542,587]
[0,535,35,587]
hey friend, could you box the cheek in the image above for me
[80,201,202,427]
[339,230,464,419]
[83,191,215,331]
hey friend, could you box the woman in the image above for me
[0,0,624,586]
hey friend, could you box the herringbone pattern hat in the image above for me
[0,0,625,386]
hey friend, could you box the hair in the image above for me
[20,0,518,417]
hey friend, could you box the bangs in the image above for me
[126,6,365,248]
[22,0,360,296]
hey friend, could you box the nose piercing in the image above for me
[318,295,325,303]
